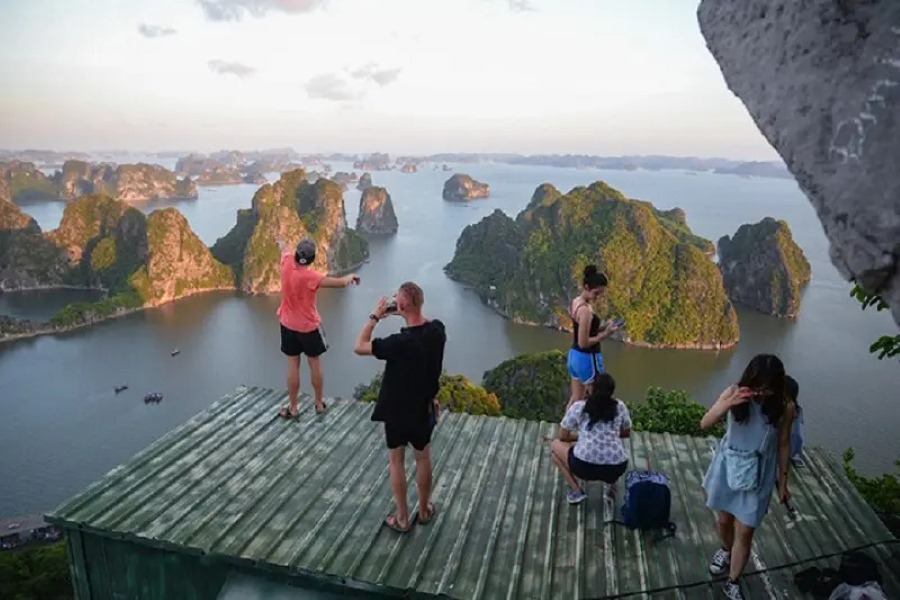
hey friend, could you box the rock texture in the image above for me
[445,182,738,349]
[55,160,198,202]
[1,194,232,340]
[356,187,398,235]
[698,0,900,324]
[138,209,234,304]
[0,197,68,290]
[211,169,369,293]
[357,172,373,191]
[443,174,490,201]
[400,162,417,173]
[1,161,58,203]
[196,167,244,186]
[718,217,812,317]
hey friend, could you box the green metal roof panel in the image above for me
[48,386,899,599]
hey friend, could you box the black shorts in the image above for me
[280,325,327,357]
[568,447,627,483]
[384,421,433,451]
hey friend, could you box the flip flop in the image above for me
[383,513,414,533]
[278,407,298,420]
[315,400,328,415]
[415,502,438,525]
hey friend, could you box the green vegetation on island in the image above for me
[718,217,811,317]
[482,350,569,422]
[1,194,232,336]
[212,169,369,293]
[0,159,197,204]
[354,371,501,416]
[445,181,738,348]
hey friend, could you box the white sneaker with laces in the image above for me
[722,579,744,600]
[708,548,731,575]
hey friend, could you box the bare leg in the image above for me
[413,445,433,519]
[729,521,756,580]
[550,440,580,491]
[307,355,324,411]
[568,378,585,410]
[388,447,410,527]
[286,356,301,416]
[716,511,736,550]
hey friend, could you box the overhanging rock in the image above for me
[698,0,900,325]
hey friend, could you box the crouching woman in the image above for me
[550,373,631,505]
[701,354,796,600]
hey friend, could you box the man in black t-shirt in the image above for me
[353,281,446,533]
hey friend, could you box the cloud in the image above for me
[304,74,362,101]
[138,23,177,38]
[349,63,402,87]
[197,0,325,21]
[507,0,535,12]
[208,60,257,78]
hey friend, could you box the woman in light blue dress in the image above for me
[700,354,797,600]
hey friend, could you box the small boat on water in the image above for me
[144,392,163,404]
[114,385,128,393]
[171,349,181,356]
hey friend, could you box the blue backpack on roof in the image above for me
[619,470,677,539]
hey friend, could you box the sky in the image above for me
[0,0,778,159]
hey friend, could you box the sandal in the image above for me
[384,513,414,533]
[315,400,327,415]
[415,502,438,525]
[278,406,298,420]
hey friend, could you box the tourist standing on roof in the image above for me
[700,354,796,600]
[276,237,359,419]
[566,265,620,409]
[353,282,446,533]
[550,372,631,505]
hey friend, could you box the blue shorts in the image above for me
[567,348,603,384]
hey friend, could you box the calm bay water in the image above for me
[1,163,897,517]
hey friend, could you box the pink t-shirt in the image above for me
[277,252,326,333]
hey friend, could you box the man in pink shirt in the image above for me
[276,237,359,419]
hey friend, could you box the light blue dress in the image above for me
[703,401,779,528]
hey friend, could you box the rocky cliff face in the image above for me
[356,187,398,235]
[55,160,198,202]
[357,172,373,191]
[196,167,244,186]
[212,169,369,294]
[332,172,358,190]
[698,0,900,324]
[46,194,230,302]
[1,161,58,203]
[133,209,234,304]
[0,198,68,290]
[446,181,739,349]
[443,174,490,201]
[718,217,811,317]
[400,163,417,173]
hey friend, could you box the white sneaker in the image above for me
[566,488,587,504]
[708,548,731,575]
[723,579,744,600]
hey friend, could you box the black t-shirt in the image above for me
[370,319,446,428]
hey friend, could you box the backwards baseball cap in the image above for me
[294,238,316,265]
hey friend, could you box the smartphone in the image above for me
[612,318,625,328]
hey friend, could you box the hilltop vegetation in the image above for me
[212,169,368,293]
[445,181,738,349]
[718,217,812,317]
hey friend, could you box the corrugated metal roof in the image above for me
[47,386,899,599]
